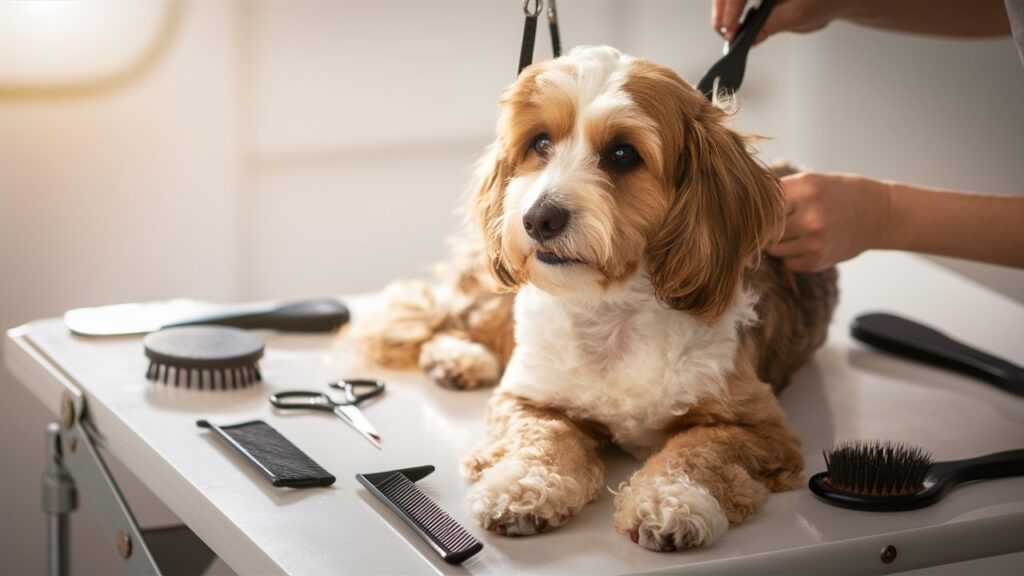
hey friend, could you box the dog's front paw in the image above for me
[613,473,728,552]
[466,460,590,536]
[419,334,499,390]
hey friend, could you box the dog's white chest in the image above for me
[499,285,757,455]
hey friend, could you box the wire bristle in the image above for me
[824,440,932,497]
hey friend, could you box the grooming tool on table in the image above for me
[270,379,385,449]
[697,0,777,102]
[197,419,335,487]
[65,297,349,336]
[809,440,1024,511]
[357,465,483,564]
[851,312,1024,398]
[144,326,264,389]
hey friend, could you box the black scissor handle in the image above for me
[269,391,337,411]
[328,379,386,405]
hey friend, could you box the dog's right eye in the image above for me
[532,134,552,159]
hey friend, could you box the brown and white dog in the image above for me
[361,45,837,551]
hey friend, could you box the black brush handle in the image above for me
[930,449,1024,490]
[166,299,349,333]
[851,312,1024,398]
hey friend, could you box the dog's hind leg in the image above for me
[419,333,501,390]
[461,392,605,535]
[357,279,449,369]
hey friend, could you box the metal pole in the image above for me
[43,422,76,576]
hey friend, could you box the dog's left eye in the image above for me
[606,144,640,169]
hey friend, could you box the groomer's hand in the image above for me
[711,0,842,44]
[768,172,891,272]
[711,0,1011,43]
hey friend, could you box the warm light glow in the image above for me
[0,0,169,85]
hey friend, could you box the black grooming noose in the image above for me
[518,0,561,75]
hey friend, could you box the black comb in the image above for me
[144,326,263,389]
[697,0,776,101]
[197,419,335,488]
[357,466,483,564]
[809,440,1024,511]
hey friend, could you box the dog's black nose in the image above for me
[523,202,570,242]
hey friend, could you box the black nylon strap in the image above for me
[518,0,541,75]
[518,0,562,76]
[548,0,561,58]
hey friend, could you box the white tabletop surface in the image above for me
[5,251,1024,575]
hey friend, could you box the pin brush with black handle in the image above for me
[697,0,777,101]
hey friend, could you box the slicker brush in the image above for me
[143,326,264,390]
[809,440,1024,511]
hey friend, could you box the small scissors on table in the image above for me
[270,379,386,449]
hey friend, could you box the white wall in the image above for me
[1,1,1022,574]
[0,2,240,573]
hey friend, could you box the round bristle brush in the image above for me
[809,440,1024,511]
[143,326,264,390]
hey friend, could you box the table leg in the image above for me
[43,422,76,576]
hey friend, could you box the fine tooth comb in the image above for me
[357,466,483,564]
[144,326,264,389]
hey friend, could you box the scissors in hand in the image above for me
[270,379,386,449]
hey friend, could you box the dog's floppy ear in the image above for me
[469,142,519,291]
[646,98,784,322]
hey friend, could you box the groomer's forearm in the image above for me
[841,0,1011,37]
[880,182,1024,268]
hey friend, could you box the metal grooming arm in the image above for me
[42,388,214,576]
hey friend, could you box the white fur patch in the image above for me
[466,460,590,535]
[613,471,729,551]
[500,273,758,456]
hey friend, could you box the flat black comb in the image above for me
[198,419,335,488]
[357,466,483,564]
[697,0,777,101]
[144,326,263,390]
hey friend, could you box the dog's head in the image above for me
[472,46,783,321]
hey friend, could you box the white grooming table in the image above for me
[5,251,1024,575]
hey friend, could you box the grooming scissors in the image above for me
[270,379,386,449]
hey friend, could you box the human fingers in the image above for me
[719,0,747,41]
[712,0,728,36]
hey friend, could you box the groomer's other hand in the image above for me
[768,172,891,272]
[711,0,842,44]
[711,0,1010,43]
